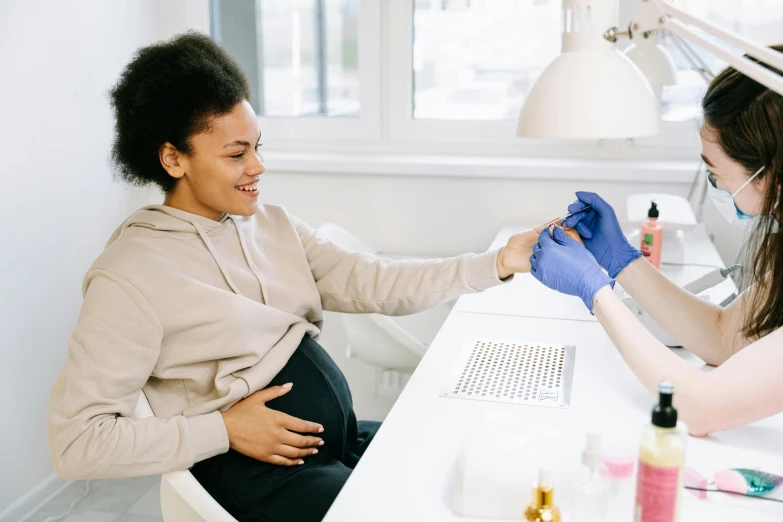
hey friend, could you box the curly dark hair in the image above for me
[109,32,251,192]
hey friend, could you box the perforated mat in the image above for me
[440,338,575,408]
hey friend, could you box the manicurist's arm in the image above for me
[530,225,783,436]
[563,191,745,364]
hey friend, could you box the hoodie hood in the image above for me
[107,205,268,301]
[107,205,231,246]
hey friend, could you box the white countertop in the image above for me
[324,225,782,521]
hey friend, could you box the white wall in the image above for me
[259,172,692,255]
[0,1,170,517]
[259,170,744,266]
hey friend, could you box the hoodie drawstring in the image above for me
[230,216,270,305]
[191,221,244,296]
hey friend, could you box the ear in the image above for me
[159,142,187,180]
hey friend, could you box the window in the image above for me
[385,0,570,147]
[409,0,783,124]
[219,0,359,117]
[211,0,781,156]
[211,0,379,140]
[412,0,561,121]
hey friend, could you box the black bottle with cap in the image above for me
[652,381,677,428]
[648,201,660,218]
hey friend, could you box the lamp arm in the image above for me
[625,0,783,96]
[654,1,783,72]
[665,32,714,82]
[664,19,783,96]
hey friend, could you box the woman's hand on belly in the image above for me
[220,383,325,466]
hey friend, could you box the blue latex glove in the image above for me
[530,227,614,312]
[562,191,642,278]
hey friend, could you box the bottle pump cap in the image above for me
[648,201,660,218]
[652,381,678,428]
[582,431,603,469]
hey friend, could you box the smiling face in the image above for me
[700,125,767,217]
[160,100,265,220]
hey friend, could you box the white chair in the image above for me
[315,223,449,373]
[131,393,237,522]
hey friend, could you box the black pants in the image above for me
[191,335,380,522]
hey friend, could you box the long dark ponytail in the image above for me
[702,45,783,339]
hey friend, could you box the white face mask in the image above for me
[706,165,765,229]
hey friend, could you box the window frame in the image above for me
[244,0,382,142]
[217,0,703,159]
[386,0,700,156]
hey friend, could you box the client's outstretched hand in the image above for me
[529,226,613,311]
[497,221,582,277]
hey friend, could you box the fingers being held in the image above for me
[554,225,573,243]
[545,224,583,246]
[561,226,584,245]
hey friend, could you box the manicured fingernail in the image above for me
[318,427,324,433]
[298,460,305,465]
[312,449,318,455]
[318,440,324,446]
[282,383,293,388]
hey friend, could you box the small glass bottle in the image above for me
[523,467,561,522]
[573,431,609,522]
[603,453,635,522]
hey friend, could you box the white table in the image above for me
[324,225,783,522]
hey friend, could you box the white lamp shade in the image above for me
[517,49,661,140]
[625,37,678,88]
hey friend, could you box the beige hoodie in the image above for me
[48,204,508,480]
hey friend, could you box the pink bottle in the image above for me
[604,455,636,522]
[640,202,663,269]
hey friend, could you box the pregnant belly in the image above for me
[263,335,355,458]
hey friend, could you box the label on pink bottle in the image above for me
[636,462,679,522]
[641,234,654,256]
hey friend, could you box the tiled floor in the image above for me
[26,475,163,522]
